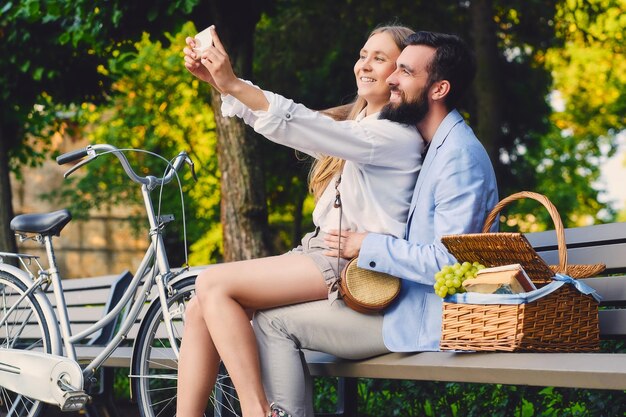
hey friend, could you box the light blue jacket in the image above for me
[357,110,498,352]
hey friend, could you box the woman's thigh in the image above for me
[195,254,328,310]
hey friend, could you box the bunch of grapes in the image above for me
[434,261,486,298]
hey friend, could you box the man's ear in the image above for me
[431,80,451,101]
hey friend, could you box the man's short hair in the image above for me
[406,31,476,109]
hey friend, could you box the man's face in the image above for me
[379,45,436,125]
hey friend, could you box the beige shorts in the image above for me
[288,227,350,297]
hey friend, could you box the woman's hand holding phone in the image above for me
[185,26,269,111]
[197,27,239,95]
[183,35,219,91]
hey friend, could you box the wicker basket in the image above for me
[439,191,604,352]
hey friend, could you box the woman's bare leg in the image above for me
[194,254,328,417]
[176,297,221,416]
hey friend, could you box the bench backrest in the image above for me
[0,270,133,345]
[526,221,626,339]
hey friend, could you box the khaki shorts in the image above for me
[287,227,349,297]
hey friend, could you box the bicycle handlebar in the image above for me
[56,148,90,165]
[56,144,195,188]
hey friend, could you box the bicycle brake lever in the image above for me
[185,156,198,182]
[63,155,98,178]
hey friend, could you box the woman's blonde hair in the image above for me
[308,24,414,200]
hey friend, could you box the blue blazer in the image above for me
[358,110,498,351]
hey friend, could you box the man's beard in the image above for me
[379,87,429,125]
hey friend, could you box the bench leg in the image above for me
[316,377,358,417]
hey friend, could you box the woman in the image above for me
[179,24,422,417]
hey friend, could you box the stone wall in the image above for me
[11,136,148,279]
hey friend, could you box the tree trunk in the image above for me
[210,93,270,262]
[202,0,272,262]
[470,0,502,165]
[0,127,18,256]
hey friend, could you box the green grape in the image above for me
[433,261,486,298]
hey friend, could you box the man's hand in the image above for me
[324,230,368,259]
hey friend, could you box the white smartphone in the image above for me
[193,26,214,56]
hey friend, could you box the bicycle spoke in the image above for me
[146,386,177,394]
[213,383,240,410]
[129,374,177,381]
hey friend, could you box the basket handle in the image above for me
[481,191,568,274]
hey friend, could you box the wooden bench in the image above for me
[64,222,626,416]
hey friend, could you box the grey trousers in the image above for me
[253,299,390,417]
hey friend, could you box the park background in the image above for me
[1,0,625,415]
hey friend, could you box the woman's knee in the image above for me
[194,266,231,305]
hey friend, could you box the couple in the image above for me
[181,24,498,417]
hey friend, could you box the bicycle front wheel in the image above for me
[132,276,241,417]
[0,270,52,417]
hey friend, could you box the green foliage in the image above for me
[113,367,131,400]
[47,22,223,265]
[313,379,626,416]
[539,0,626,226]
[0,0,202,166]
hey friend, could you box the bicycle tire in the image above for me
[132,276,241,417]
[0,270,52,417]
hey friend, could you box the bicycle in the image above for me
[0,144,241,417]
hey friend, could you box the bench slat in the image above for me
[535,243,626,272]
[304,351,626,391]
[45,288,113,306]
[599,309,626,337]
[59,275,122,290]
[582,276,626,305]
[526,222,626,249]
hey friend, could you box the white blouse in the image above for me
[221,83,424,239]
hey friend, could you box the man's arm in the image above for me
[358,147,497,286]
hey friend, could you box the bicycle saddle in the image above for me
[10,209,72,236]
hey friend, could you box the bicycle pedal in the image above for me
[60,391,90,412]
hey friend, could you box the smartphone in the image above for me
[193,26,214,55]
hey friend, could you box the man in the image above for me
[253,31,498,416]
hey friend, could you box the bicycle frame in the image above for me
[1,144,196,410]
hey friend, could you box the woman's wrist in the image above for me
[220,77,243,97]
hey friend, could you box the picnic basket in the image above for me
[439,191,605,352]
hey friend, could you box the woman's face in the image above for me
[353,32,402,113]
